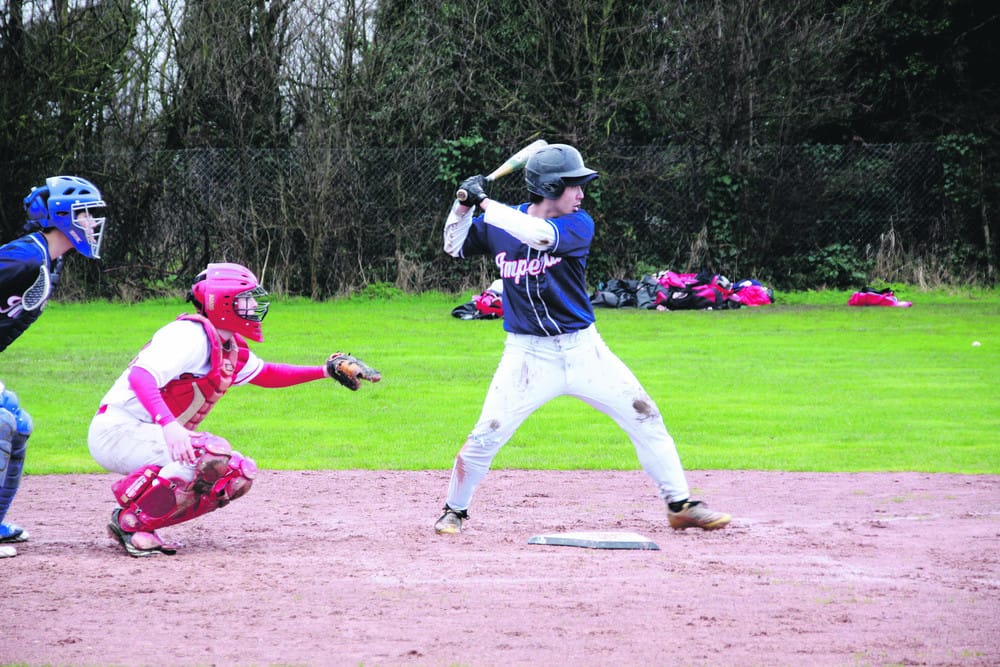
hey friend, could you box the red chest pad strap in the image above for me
[160,314,248,429]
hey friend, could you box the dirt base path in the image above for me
[3,470,999,667]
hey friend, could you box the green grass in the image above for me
[2,288,997,475]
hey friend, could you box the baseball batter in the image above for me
[0,176,107,558]
[435,143,731,535]
[88,262,380,557]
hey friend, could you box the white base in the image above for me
[527,530,659,550]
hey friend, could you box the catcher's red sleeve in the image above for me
[250,362,326,388]
[128,366,177,425]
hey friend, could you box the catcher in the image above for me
[1,175,107,558]
[88,262,379,557]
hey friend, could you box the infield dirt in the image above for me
[3,469,999,667]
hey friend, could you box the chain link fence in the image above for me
[31,141,993,299]
[594,143,960,286]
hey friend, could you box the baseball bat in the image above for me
[456,139,548,203]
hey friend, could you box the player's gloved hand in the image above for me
[326,352,381,391]
[457,174,487,208]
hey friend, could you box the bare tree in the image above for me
[0,0,134,246]
[162,0,292,149]
[651,0,887,148]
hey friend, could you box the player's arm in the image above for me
[483,203,555,251]
[443,200,475,257]
[249,362,326,388]
[249,357,380,392]
[127,366,196,465]
[446,175,555,253]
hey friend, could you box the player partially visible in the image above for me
[88,262,380,557]
[434,143,731,535]
[0,176,107,558]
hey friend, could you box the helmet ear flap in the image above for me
[22,186,51,231]
[188,271,208,312]
[525,165,566,199]
[539,176,565,198]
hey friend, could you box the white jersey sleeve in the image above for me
[98,321,209,420]
[133,320,213,386]
[484,204,555,251]
[234,351,264,385]
[443,200,474,257]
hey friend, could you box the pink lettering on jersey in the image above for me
[495,252,562,284]
[1,295,25,319]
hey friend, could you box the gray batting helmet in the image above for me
[524,144,598,199]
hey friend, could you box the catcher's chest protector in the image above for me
[161,314,249,429]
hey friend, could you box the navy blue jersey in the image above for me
[461,203,595,337]
[0,233,51,353]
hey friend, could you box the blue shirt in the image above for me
[461,203,596,337]
[0,233,50,352]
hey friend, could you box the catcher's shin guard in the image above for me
[0,395,32,527]
[112,433,257,532]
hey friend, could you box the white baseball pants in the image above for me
[444,324,691,511]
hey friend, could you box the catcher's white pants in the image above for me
[89,406,196,482]
[444,324,691,511]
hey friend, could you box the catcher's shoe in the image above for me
[107,509,178,558]
[0,522,29,543]
[434,505,468,535]
[0,545,16,558]
[667,500,731,531]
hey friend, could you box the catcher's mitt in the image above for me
[326,352,381,391]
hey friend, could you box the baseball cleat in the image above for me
[107,509,177,558]
[434,506,468,535]
[667,500,731,531]
[0,522,29,543]
[0,545,16,558]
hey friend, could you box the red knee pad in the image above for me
[217,452,257,503]
[112,465,162,508]
[114,433,258,532]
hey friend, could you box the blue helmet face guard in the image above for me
[23,176,107,258]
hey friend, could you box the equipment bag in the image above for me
[848,287,912,308]
[731,279,775,307]
[657,271,733,311]
[590,279,640,308]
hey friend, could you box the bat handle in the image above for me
[456,176,494,203]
